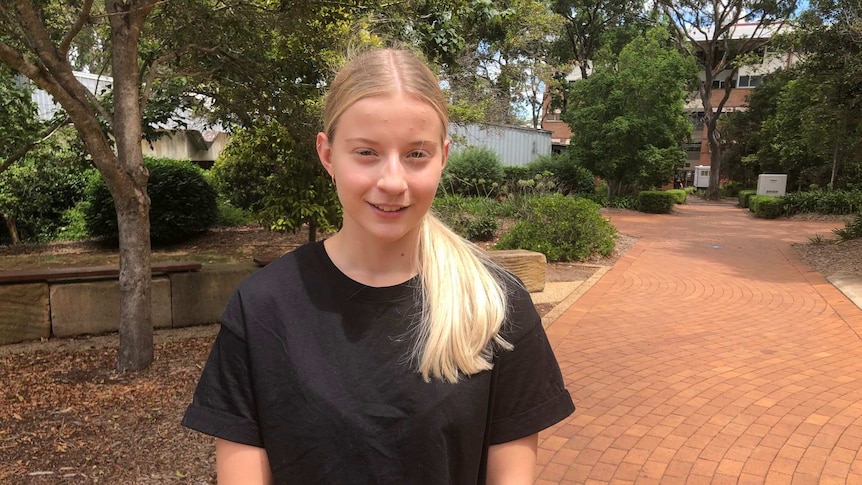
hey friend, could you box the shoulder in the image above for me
[220,242,326,336]
[236,242,319,297]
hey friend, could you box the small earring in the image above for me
[330,175,336,186]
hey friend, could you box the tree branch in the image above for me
[0,117,71,176]
[59,0,95,58]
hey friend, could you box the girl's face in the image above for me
[317,94,449,247]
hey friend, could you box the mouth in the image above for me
[369,202,408,213]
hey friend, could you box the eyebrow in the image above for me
[344,138,440,148]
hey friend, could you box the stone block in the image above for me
[487,250,547,293]
[50,277,172,338]
[170,263,257,327]
[0,283,50,345]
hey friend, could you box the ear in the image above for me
[441,139,450,170]
[316,132,333,176]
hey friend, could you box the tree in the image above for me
[548,0,648,116]
[786,0,862,188]
[552,0,646,79]
[659,0,797,199]
[719,69,792,186]
[721,0,862,190]
[491,0,567,128]
[0,0,157,372]
[564,25,695,195]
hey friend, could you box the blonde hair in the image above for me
[323,48,512,383]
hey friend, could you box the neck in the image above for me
[323,231,420,287]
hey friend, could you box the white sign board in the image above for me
[757,174,787,196]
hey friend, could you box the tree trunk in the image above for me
[707,117,723,199]
[2,214,20,244]
[308,219,317,243]
[0,0,157,372]
[108,0,155,372]
[830,140,840,189]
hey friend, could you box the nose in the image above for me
[377,153,408,194]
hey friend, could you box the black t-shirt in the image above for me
[182,241,574,484]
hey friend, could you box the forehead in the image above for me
[336,94,446,139]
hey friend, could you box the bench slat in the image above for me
[0,261,202,284]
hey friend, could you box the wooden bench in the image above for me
[0,261,202,285]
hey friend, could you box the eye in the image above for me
[406,150,429,160]
[355,148,376,157]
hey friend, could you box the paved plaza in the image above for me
[537,199,862,484]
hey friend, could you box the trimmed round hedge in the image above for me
[85,158,218,245]
[638,191,675,214]
[496,194,616,262]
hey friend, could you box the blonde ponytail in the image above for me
[414,214,513,383]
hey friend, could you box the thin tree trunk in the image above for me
[830,140,840,189]
[707,117,723,199]
[108,0,155,372]
[3,214,20,244]
[308,219,318,243]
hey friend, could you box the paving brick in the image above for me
[537,201,862,483]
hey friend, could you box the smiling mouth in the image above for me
[370,203,407,213]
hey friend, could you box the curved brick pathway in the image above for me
[538,200,862,484]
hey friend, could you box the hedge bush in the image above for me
[665,189,687,204]
[86,158,218,244]
[496,194,616,262]
[782,189,862,215]
[0,158,90,242]
[749,195,784,219]
[439,147,504,197]
[738,189,757,208]
[638,191,675,214]
[720,181,744,197]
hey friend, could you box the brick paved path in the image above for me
[537,200,862,484]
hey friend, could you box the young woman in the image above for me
[182,48,574,484]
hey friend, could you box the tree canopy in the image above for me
[564,24,695,196]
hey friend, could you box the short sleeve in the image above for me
[487,286,575,445]
[181,291,263,447]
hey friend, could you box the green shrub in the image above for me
[464,215,498,241]
[56,201,91,241]
[216,198,255,227]
[665,189,687,204]
[526,154,595,195]
[684,186,697,195]
[638,191,675,214]
[738,189,757,208]
[496,194,616,262]
[720,181,744,197]
[749,195,784,219]
[86,157,218,245]
[782,189,862,215]
[833,213,862,240]
[502,165,531,189]
[440,147,504,197]
[0,158,91,242]
[433,195,509,241]
[209,149,271,212]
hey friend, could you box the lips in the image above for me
[369,202,407,213]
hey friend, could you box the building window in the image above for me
[545,109,561,122]
[690,112,705,129]
[737,75,763,88]
[712,79,727,89]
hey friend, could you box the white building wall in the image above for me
[448,123,552,167]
